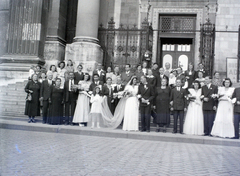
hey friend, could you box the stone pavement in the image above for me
[1,128,240,176]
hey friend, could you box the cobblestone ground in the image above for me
[0,129,239,176]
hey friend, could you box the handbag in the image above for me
[26,93,32,101]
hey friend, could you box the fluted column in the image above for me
[65,0,103,74]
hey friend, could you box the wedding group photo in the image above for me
[1,0,240,175]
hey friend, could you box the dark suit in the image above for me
[89,81,104,92]
[40,80,55,123]
[184,70,197,88]
[138,83,155,131]
[170,87,187,133]
[121,71,135,85]
[93,69,106,83]
[64,79,78,124]
[74,72,84,83]
[102,85,114,114]
[232,88,240,139]
[156,74,169,87]
[201,84,218,135]
[113,84,125,111]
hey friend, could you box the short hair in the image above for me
[222,78,232,87]
[84,73,90,81]
[126,64,131,68]
[77,64,83,69]
[129,76,137,85]
[106,77,112,81]
[193,80,201,89]
[198,63,204,66]
[153,62,158,66]
[213,71,219,76]
[137,64,142,68]
[58,61,65,68]
[49,65,57,72]
[67,60,73,66]
[93,73,99,78]
[56,78,61,82]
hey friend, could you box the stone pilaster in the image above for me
[65,0,103,74]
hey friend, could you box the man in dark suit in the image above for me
[197,63,208,78]
[102,77,115,114]
[201,76,218,136]
[138,75,155,132]
[74,64,84,83]
[92,63,106,83]
[176,67,186,87]
[152,63,159,77]
[89,74,104,92]
[170,79,187,134]
[40,72,55,124]
[156,67,168,87]
[113,77,125,112]
[231,87,240,139]
[64,72,78,125]
[121,64,134,85]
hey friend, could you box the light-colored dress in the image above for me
[72,81,91,123]
[211,87,235,138]
[183,88,204,135]
[123,85,139,131]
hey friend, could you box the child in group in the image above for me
[89,86,103,128]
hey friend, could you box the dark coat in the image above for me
[121,71,135,85]
[184,70,197,88]
[40,80,55,100]
[201,84,218,110]
[138,83,155,106]
[74,72,84,83]
[89,81,104,92]
[63,79,78,103]
[232,87,240,113]
[156,74,169,87]
[24,80,41,116]
[93,69,106,83]
[170,87,187,110]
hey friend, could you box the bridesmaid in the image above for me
[24,74,41,123]
[155,78,171,132]
[48,78,64,125]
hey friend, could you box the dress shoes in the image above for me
[64,122,69,125]
[180,132,184,134]
[231,137,239,139]
[42,121,46,124]
[172,131,177,134]
[31,119,36,123]
[140,129,146,132]
[28,119,31,123]
[204,134,209,136]
[146,130,150,133]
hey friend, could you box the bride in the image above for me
[122,76,139,131]
[183,80,204,135]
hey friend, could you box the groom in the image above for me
[138,75,155,132]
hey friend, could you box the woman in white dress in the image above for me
[123,76,139,131]
[211,78,235,138]
[73,73,91,126]
[183,80,204,135]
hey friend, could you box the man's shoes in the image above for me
[146,130,150,133]
[70,123,73,126]
[31,119,36,123]
[231,137,239,139]
[172,131,177,134]
[42,121,46,124]
[155,129,160,132]
[209,134,213,137]
[204,134,209,136]
[28,119,31,123]
[64,122,69,125]
[180,132,184,134]
[140,129,146,132]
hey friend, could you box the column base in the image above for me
[0,55,45,79]
[65,41,103,74]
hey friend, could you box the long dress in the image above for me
[183,88,204,135]
[122,85,139,131]
[155,87,171,126]
[48,86,64,125]
[24,80,41,117]
[211,87,235,138]
[73,81,91,123]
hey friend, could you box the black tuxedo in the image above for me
[102,85,114,114]
[40,80,55,123]
[113,84,125,111]
[232,88,240,138]
[138,83,155,131]
[89,81,104,92]
[74,72,84,83]
[156,74,169,87]
[64,79,78,124]
[201,84,218,135]
[93,69,106,83]
[170,87,187,133]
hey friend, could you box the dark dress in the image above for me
[48,86,64,125]
[24,80,41,117]
[155,86,171,125]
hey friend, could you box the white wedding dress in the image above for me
[183,88,204,135]
[211,87,235,138]
[122,85,139,131]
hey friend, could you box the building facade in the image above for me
[0,0,239,81]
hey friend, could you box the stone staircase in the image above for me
[0,80,28,117]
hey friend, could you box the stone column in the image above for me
[65,0,103,74]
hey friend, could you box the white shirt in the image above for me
[69,79,74,91]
